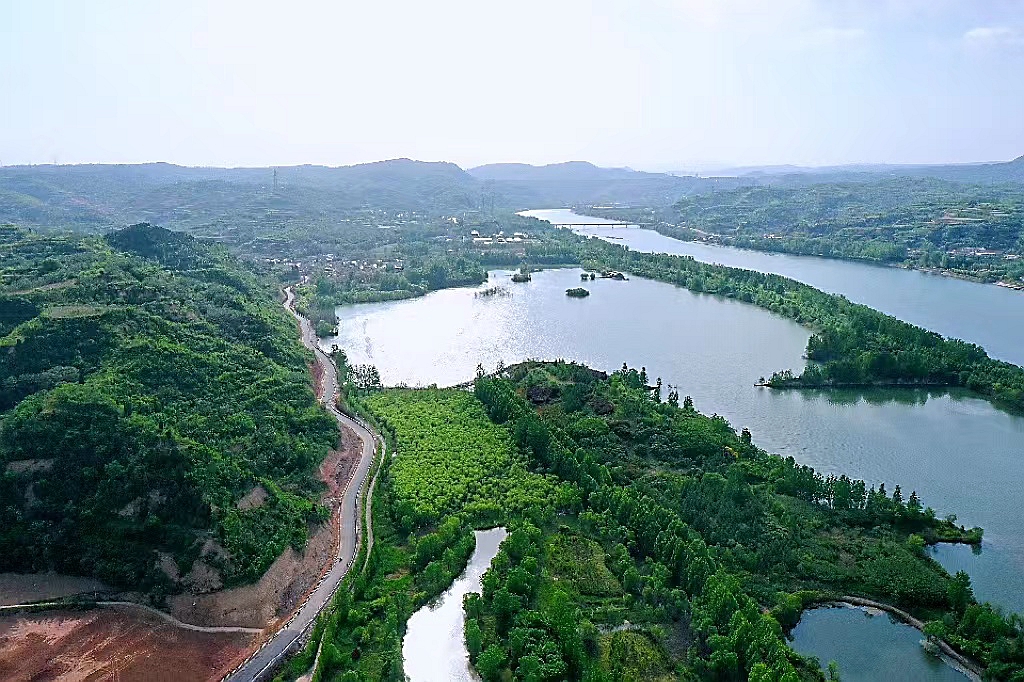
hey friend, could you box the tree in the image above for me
[476,645,507,681]
[749,662,773,682]
[493,587,521,633]
[465,617,483,661]
[907,491,923,518]
[948,570,974,613]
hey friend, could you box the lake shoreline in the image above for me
[568,207,1023,292]
[325,258,1024,617]
[806,597,985,681]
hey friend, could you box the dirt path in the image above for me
[0,573,108,606]
[0,607,249,682]
[0,602,261,635]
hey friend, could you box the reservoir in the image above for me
[521,208,1024,367]
[323,266,1024,616]
[403,527,508,682]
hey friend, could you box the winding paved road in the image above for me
[223,287,380,682]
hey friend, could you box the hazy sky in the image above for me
[3,0,1023,170]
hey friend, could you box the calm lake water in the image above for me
[521,208,1024,614]
[403,528,507,682]
[324,266,1024,616]
[521,208,1024,367]
[790,605,969,682]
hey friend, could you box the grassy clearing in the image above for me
[547,531,621,597]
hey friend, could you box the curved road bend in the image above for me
[225,287,379,682]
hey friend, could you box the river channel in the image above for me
[403,528,507,682]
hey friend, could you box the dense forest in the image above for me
[0,224,337,593]
[290,362,1022,681]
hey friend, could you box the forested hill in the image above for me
[0,160,486,234]
[0,160,741,237]
[669,178,1024,261]
[0,224,337,593]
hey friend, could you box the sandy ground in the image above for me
[0,607,250,682]
[0,573,110,606]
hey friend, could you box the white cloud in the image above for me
[964,26,1024,48]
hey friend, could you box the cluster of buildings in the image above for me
[469,229,531,245]
[264,253,405,279]
[943,247,1017,260]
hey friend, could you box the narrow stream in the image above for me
[402,528,508,682]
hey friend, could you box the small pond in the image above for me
[789,604,971,682]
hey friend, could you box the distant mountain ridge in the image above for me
[2,155,1022,235]
[468,160,745,206]
[0,159,488,233]
[708,156,1024,185]
[0,159,737,234]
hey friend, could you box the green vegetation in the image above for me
[0,224,336,593]
[283,387,562,681]
[364,390,559,530]
[589,178,1024,283]
[465,361,1021,680]
[546,532,621,597]
[565,287,590,298]
[296,362,1021,681]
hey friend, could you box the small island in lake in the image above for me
[565,287,590,298]
[511,265,533,283]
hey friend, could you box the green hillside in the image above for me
[0,223,336,593]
